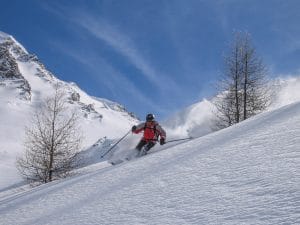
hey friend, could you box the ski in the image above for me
[110,136,193,166]
[110,159,125,165]
[110,148,141,165]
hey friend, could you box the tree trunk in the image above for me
[235,47,240,123]
[243,53,248,120]
[48,95,57,182]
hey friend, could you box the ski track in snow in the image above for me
[0,103,300,224]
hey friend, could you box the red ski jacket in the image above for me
[133,121,166,142]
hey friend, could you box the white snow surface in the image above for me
[0,100,299,225]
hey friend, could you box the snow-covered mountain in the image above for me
[0,31,138,190]
[1,31,300,224]
[0,89,299,225]
[164,76,300,139]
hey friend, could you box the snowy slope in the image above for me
[0,31,138,190]
[0,100,299,224]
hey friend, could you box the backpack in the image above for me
[143,121,157,141]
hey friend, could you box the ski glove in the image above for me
[160,138,165,145]
[131,125,137,132]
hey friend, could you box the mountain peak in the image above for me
[0,31,28,54]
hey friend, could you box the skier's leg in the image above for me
[126,140,147,160]
[139,141,155,157]
[145,142,156,152]
[135,139,147,151]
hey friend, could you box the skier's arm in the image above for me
[132,122,145,134]
[156,124,166,145]
[156,124,166,139]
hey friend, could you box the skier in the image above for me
[131,113,166,156]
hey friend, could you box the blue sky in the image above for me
[1,0,300,120]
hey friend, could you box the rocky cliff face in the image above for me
[0,35,31,100]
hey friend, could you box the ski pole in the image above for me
[100,130,131,158]
[165,137,193,144]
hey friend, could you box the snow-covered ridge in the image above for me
[0,31,138,191]
[0,30,138,119]
[0,30,138,118]
[0,31,28,54]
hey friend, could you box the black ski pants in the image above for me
[136,139,156,152]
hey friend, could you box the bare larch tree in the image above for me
[17,85,82,184]
[214,32,270,128]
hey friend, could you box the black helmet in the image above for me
[146,113,155,121]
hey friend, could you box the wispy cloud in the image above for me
[78,18,157,82]
[50,40,161,110]
[73,15,180,93]
[40,2,183,115]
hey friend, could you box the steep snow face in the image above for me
[0,97,299,225]
[0,32,138,190]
